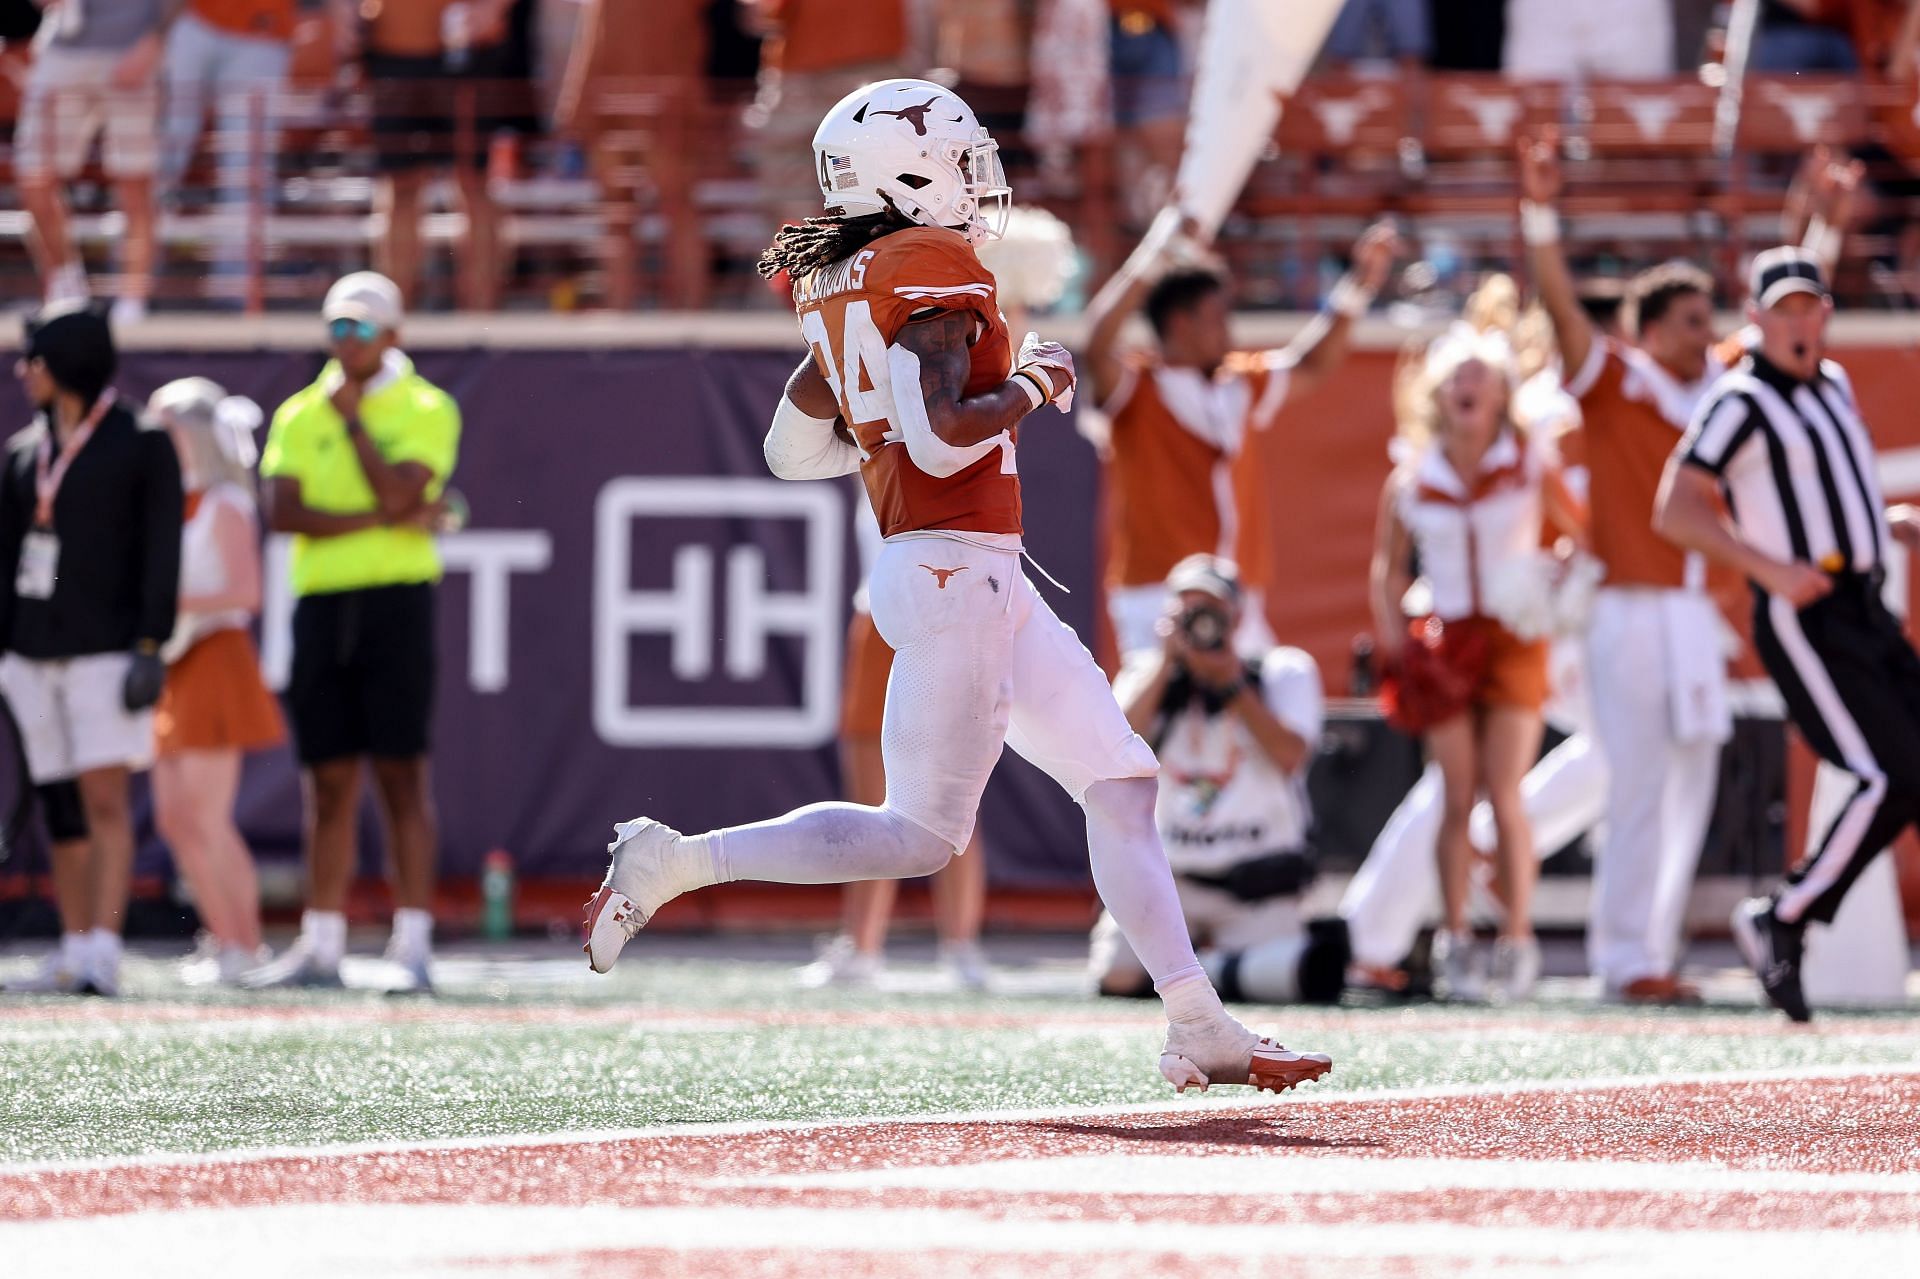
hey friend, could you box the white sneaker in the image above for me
[1159,1013,1333,1095]
[218,944,272,986]
[109,295,148,327]
[2,950,85,995]
[44,263,87,307]
[81,949,121,998]
[178,932,223,987]
[1432,930,1485,1003]
[584,817,705,973]
[793,935,882,989]
[242,939,344,989]
[1489,936,1541,1003]
[383,942,434,996]
[938,940,991,991]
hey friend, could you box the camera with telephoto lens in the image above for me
[1178,603,1231,653]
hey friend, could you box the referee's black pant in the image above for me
[1752,571,1920,926]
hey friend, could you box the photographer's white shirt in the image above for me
[1114,646,1324,875]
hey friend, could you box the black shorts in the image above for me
[364,52,535,174]
[287,583,437,765]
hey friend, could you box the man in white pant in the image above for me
[1518,133,1732,1003]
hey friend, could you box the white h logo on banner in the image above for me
[593,477,845,748]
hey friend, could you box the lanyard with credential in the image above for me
[34,389,116,528]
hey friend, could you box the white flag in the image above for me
[1172,0,1347,242]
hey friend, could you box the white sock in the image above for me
[390,907,433,958]
[87,928,123,974]
[59,931,87,972]
[1081,778,1207,988]
[302,909,347,965]
[697,802,951,886]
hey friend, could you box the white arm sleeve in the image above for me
[764,396,863,481]
[885,341,1007,479]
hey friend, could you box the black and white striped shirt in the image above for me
[1679,353,1887,577]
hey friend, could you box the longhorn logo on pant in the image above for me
[921,565,968,589]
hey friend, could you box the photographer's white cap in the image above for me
[323,271,404,332]
[1165,553,1241,604]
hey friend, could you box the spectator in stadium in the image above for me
[1083,221,1397,658]
[1504,0,1672,79]
[147,378,283,987]
[1322,0,1431,71]
[158,0,298,303]
[1107,0,1190,221]
[333,0,519,311]
[1750,0,1864,71]
[1518,130,1733,1005]
[1091,554,1348,1006]
[555,0,708,309]
[742,0,908,226]
[248,273,460,993]
[1369,326,1586,1002]
[12,0,174,323]
[797,505,991,991]
[0,307,182,997]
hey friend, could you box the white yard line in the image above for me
[1,1201,1916,1279]
[6,1057,1919,1178]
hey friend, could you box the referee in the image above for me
[1655,247,1920,1023]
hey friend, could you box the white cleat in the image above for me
[1159,1014,1333,1095]
[794,934,882,989]
[584,817,691,973]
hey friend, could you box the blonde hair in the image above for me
[1463,272,1521,336]
[1394,325,1519,451]
[148,378,260,496]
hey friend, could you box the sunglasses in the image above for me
[328,317,382,343]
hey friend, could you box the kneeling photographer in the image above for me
[1090,555,1348,1004]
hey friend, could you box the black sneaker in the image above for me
[1730,897,1811,1023]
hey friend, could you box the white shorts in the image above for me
[1090,876,1303,985]
[869,537,1157,851]
[15,48,161,181]
[0,653,154,783]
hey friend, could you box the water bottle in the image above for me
[1350,633,1377,698]
[481,848,514,941]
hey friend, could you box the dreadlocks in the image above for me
[758,210,912,282]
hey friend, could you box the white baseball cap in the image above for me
[1748,246,1829,310]
[323,271,404,332]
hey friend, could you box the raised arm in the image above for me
[1082,252,1162,409]
[1516,129,1594,383]
[887,311,1073,477]
[1275,221,1399,400]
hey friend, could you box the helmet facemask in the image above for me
[951,131,1010,244]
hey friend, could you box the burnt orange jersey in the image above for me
[793,227,1018,538]
[1104,351,1291,589]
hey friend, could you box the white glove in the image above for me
[1015,330,1077,412]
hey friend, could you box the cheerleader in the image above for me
[1369,328,1584,1000]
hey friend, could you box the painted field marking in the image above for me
[3,1200,1918,1279]
[6,1058,1920,1177]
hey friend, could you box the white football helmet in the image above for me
[811,78,1011,245]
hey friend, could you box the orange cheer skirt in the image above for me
[1379,615,1549,735]
[155,628,286,756]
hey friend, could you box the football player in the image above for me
[585,79,1330,1095]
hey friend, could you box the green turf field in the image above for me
[7,945,1920,1164]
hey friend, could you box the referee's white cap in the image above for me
[323,271,404,332]
[1749,247,1829,310]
